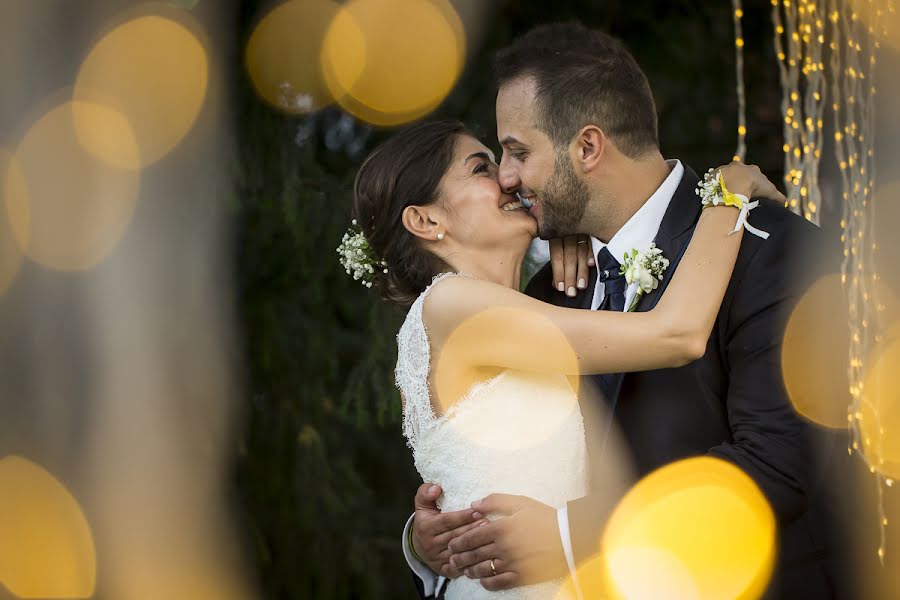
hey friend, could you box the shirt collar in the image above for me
[589,159,684,265]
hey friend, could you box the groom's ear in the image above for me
[402,204,442,242]
[571,125,606,174]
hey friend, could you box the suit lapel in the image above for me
[602,166,702,410]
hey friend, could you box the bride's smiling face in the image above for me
[426,134,538,251]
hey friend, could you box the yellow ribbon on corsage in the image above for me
[696,169,770,240]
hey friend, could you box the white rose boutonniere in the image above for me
[620,243,669,312]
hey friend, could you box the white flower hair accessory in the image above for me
[337,219,388,288]
[696,168,770,240]
[620,243,669,312]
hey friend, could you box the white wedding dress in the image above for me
[397,273,588,600]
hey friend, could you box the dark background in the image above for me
[230,1,814,598]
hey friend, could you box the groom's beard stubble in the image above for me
[537,154,592,240]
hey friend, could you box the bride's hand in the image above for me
[549,234,594,297]
[715,161,787,204]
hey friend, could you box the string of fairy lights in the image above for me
[772,0,827,223]
[830,0,892,563]
[732,0,747,162]
[735,0,895,561]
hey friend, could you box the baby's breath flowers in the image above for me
[337,219,388,288]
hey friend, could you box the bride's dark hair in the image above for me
[352,119,469,307]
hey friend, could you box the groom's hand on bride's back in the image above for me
[448,494,567,591]
[549,234,594,297]
[411,483,487,578]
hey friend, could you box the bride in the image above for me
[340,119,784,599]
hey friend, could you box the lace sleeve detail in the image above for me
[396,272,463,456]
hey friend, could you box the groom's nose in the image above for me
[497,156,521,195]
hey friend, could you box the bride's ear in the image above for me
[571,125,606,174]
[402,204,443,242]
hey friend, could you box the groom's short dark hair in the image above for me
[494,22,659,159]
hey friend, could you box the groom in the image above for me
[402,23,843,599]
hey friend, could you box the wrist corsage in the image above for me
[696,169,770,240]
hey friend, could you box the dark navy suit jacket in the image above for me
[525,166,846,600]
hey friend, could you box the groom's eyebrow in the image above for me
[499,136,525,148]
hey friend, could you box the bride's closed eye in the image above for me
[472,161,495,176]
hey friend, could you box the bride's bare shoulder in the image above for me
[421,275,541,343]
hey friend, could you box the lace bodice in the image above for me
[396,273,588,600]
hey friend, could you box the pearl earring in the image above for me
[437,232,445,241]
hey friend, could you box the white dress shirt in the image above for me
[402,160,685,597]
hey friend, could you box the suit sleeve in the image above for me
[705,222,824,525]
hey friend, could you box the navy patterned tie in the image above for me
[596,247,627,313]
[595,246,626,401]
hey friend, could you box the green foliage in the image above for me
[232,55,421,598]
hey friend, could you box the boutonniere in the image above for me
[620,243,669,312]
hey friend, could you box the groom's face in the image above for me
[496,77,592,240]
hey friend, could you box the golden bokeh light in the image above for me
[0,149,24,296]
[71,100,142,171]
[5,101,140,271]
[606,546,699,600]
[874,180,900,301]
[433,306,580,451]
[857,1,900,52]
[245,0,342,115]
[320,0,465,126]
[599,457,775,600]
[860,325,900,481]
[74,14,208,167]
[0,455,96,599]
[782,274,852,428]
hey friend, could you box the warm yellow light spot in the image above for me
[71,100,141,170]
[862,326,900,480]
[321,0,465,126]
[245,0,341,114]
[0,149,23,296]
[738,125,747,136]
[433,306,580,451]
[600,457,776,600]
[736,38,745,48]
[5,101,140,271]
[0,456,96,598]
[74,13,208,166]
